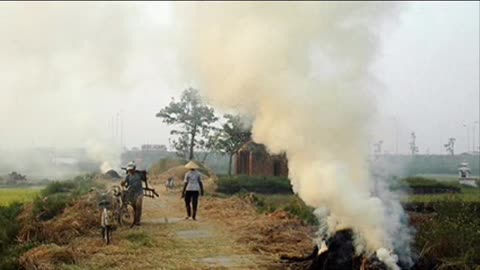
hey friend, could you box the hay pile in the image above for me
[18,196,99,244]
[19,244,78,270]
[151,165,189,185]
[149,159,186,177]
[237,210,315,256]
[202,195,258,223]
[104,169,121,179]
[202,195,315,258]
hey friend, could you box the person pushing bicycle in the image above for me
[121,161,144,227]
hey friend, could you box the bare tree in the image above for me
[409,132,419,155]
[444,137,456,155]
[373,140,383,159]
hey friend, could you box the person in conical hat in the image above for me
[184,161,200,169]
[181,161,204,220]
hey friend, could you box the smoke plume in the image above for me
[0,2,173,176]
[174,2,407,267]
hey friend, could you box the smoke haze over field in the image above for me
[0,2,178,174]
[0,2,477,265]
[0,2,478,154]
[174,2,410,266]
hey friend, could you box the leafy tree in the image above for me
[168,134,190,160]
[216,114,252,175]
[197,131,220,163]
[156,88,218,160]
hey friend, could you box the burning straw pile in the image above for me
[281,229,391,270]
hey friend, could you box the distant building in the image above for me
[141,144,167,152]
[235,141,288,177]
[458,161,471,178]
[121,144,171,170]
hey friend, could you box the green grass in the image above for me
[391,176,462,191]
[31,174,103,221]
[0,188,41,206]
[216,175,293,194]
[400,175,480,203]
[407,187,480,203]
[414,199,480,269]
[0,174,101,270]
[125,231,157,248]
[416,173,480,182]
[0,202,33,270]
[246,193,318,226]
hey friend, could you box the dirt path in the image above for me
[72,184,277,270]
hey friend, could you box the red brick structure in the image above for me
[235,141,289,177]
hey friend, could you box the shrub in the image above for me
[414,199,480,268]
[40,181,77,197]
[0,203,27,270]
[246,193,318,226]
[0,174,99,269]
[33,193,72,221]
[33,174,101,221]
[392,177,461,194]
[283,200,318,226]
[216,175,293,194]
[0,203,23,252]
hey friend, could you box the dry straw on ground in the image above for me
[202,194,315,258]
[18,197,100,244]
[19,244,78,270]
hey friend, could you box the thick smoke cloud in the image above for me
[0,2,173,175]
[173,2,407,267]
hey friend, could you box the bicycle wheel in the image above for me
[101,227,109,245]
[105,226,112,245]
[120,204,134,226]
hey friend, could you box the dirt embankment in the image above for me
[15,173,316,270]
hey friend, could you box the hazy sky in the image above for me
[0,2,478,155]
[373,2,479,154]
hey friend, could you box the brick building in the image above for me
[235,141,289,177]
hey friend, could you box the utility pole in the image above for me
[409,132,419,155]
[473,121,478,152]
[394,117,399,155]
[111,116,115,142]
[116,112,120,145]
[463,123,469,153]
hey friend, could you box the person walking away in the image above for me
[181,161,204,220]
[121,161,144,227]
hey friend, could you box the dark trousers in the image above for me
[131,195,144,226]
[184,191,199,218]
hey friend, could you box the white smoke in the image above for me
[85,139,121,173]
[173,2,407,267]
[0,2,173,175]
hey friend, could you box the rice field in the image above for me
[408,174,480,203]
[407,188,480,203]
[0,188,41,206]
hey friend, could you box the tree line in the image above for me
[155,88,251,175]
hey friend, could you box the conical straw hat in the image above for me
[185,161,200,169]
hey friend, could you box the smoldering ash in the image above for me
[175,2,406,268]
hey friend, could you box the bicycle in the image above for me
[111,185,133,226]
[92,187,117,245]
